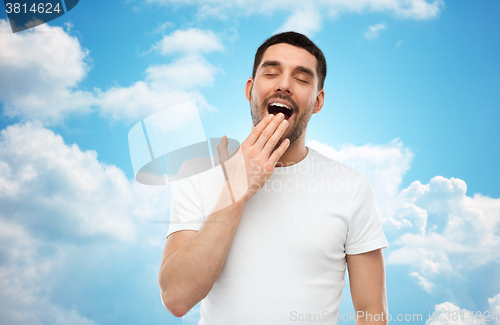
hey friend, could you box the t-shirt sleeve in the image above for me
[166,162,206,238]
[345,174,388,255]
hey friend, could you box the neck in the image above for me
[276,135,308,167]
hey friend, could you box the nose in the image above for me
[275,74,293,95]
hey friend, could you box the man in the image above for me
[158,32,388,325]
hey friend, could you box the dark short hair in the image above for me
[252,32,327,90]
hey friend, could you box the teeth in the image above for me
[269,102,292,110]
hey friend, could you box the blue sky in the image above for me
[0,0,499,324]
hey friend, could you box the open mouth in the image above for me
[267,102,294,120]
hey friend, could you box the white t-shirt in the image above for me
[167,146,388,324]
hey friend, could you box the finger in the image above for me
[244,114,274,146]
[262,118,288,157]
[254,113,285,151]
[269,138,290,166]
[217,135,229,164]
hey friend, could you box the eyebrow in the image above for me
[260,60,315,78]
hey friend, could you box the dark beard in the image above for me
[250,97,315,150]
[251,92,298,127]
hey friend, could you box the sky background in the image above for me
[0,0,499,324]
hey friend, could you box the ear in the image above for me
[313,89,325,114]
[245,78,254,103]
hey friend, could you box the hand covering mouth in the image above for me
[267,101,294,120]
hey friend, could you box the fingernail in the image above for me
[268,114,274,120]
[277,113,285,119]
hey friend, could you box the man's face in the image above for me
[245,43,324,147]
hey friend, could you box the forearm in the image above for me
[347,250,388,325]
[158,195,247,316]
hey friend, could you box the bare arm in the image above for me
[347,249,388,325]
[158,113,290,317]
[158,199,247,317]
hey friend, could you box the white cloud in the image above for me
[153,28,224,55]
[0,220,97,324]
[97,55,219,122]
[153,21,175,34]
[98,28,223,122]
[146,55,220,89]
[308,139,500,293]
[0,122,171,323]
[489,293,500,323]
[386,202,428,234]
[0,122,171,243]
[395,40,405,47]
[364,23,387,39]
[0,19,95,124]
[427,302,485,325]
[410,271,434,293]
[146,0,444,20]
[0,22,222,124]
[275,9,323,37]
[0,122,138,242]
[426,295,500,325]
[386,176,500,278]
[145,0,444,37]
[396,0,444,20]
